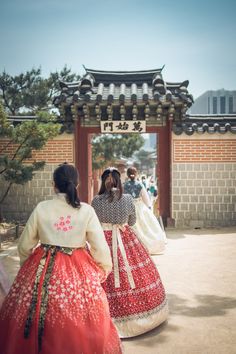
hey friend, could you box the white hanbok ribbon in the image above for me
[102,223,135,289]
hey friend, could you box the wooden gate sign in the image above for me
[100,120,146,133]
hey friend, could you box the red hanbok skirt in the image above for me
[102,225,168,338]
[0,261,10,309]
[0,245,122,354]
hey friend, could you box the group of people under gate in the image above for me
[0,163,168,354]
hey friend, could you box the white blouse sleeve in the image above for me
[86,207,112,274]
[140,187,152,208]
[18,207,40,266]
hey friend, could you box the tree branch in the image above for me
[0,182,12,204]
[11,134,31,160]
[0,139,14,154]
[1,88,14,114]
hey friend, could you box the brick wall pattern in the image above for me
[0,139,74,164]
[0,136,75,221]
[173,139,236,162]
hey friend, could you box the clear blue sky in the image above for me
[1,0,236,99]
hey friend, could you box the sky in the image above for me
[0,0,236,99]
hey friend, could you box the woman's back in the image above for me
[0,163,122,354]
[93,166,168,338]
[124,167,166,255]
[20,196,100,247]
[92,193,136,226]
[124,180,142,199]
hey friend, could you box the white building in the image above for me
[189,89,236,114]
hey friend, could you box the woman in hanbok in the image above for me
[124,167,167,255]
[91,167,168,338]
[0,163,122,354]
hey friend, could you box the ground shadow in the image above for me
[166,226,236,240]
[122,292,236,349]
[165,231,186,240]
[168,293,236,317]
[122,321,180,347]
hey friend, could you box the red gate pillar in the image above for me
[75,120,93,203]
[157,123,171,225]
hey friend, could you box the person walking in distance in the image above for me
[124,166,167,255]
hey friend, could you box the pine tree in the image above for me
[0,104,61,220]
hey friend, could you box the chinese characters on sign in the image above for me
[100,120,146,133]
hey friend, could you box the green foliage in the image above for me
[0,66,80,114]
[134,149,155,171]
[2,160,45,184]
[0,66,78,218]
[0,104,61,209]
[46,66,80,101]
[0,102,13,137]
[0,68,43,114]
[92,134,144,170]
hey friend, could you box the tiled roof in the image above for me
[53,67,194,123]
[172,114,236,134]
[84,67,164,85]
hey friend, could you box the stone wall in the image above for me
[0,164,58,222]
[172,133,236,227]
[2,129,236,228]
[0,134,74,222]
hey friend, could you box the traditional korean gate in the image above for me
[54,67,193,225]
[75,121,171,223]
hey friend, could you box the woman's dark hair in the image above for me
[98,167,123,201]
[53,163,80,208]
[127,166,137,181]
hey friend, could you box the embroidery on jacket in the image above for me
[54,216,73,232]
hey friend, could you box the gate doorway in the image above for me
[91,133,164,215]
[75,120,171,224]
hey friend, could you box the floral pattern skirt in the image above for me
[0,246,122,354]
[102,225,168,338]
